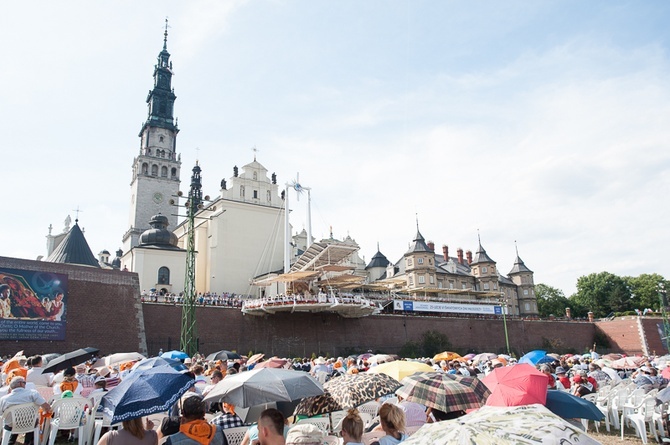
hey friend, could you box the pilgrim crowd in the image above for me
[0,349,667,445]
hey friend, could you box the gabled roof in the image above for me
[508,255,533,274]
[405,230,431,254]
[470,242,495,265]
[45,221,100,268]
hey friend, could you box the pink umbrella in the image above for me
[254,357,288,369]
[482,363,548,406]
[610,356,645,370]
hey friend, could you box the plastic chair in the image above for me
[581,394,600,432]
[48,397,89,445]
[222,426,249,445]
[35,386,54,404]
[329,410,347,434]
[610,387,630,430]
[1,403,40,445]
[357,401,380,419]
[83,393,104,445]
[654,401,668,440]
[622,396,657,444]
[294,417,331,435]
[362,430,385,445]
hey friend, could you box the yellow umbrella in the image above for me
[368,360,435,381]
[433,352,461,362]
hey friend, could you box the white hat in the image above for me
[314,357,326,365]
[286,424,324,445]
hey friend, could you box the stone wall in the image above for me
[0,257,145,356]
[142,304,597,357]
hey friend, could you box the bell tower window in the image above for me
[157,267,170,284]
[151,165,158,176]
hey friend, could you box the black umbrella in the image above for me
[42,347,99,373]
[206,350,241,361]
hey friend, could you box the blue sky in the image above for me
[2,1,669,296]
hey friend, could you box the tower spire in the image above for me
[163,17,169,50]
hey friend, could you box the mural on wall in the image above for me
[0,267,68,340]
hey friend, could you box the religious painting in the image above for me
[0,267,68,340]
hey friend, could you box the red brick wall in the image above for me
[142,304,597,357]
[0,256,144,356]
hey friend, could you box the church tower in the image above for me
[123,21,181,252]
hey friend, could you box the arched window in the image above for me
[240,185,245,198]
[157,267,170,284]
[253,172,258,180]
[267,190,271,202]
[161,166,168,177]
[142,163,149,175]
[151,164,158,176]
[159,136,164,143]
[171,167,177,178]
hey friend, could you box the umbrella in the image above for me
[610,356,645,369]
[254,357,289,369]
[246,353,265,366]
[358,353,373,361]
[367,360,435,382]
[92,352,146,369]
[100,366,195,424]
[472,353,498,365]
[518,350,548,365]
[433,352,461,362]
[603,353,623,361]
[463,353,476,360]
[544,390,604,421]
[601,367,622,384]
[42,347,99,373]
[160,350,189,360]
[482,363,548,406]
[202,368,323,407]
[395,372,490,414]
[206,350,241,361]
[42,353,61,365]
[131,357,188,373]
[657,386,670,404]
[294,372,401,416]
[369,354,395,365]
[402,404,601,445]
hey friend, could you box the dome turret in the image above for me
[139,214,178,247]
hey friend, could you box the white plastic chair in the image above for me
[357,401,380,419]
[48,397,89,445]
[622,397,657,444]
[329,410,347,434]
[35,386,54,404]
[610,387,630,430]
[1,403,40,445]
[358,412,373,430]
[294,417,331,435]
[222,426,249,445]
[654,401,668,440]
[581,394,600,432]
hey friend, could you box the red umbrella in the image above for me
[610,356,644,370]
[662,367,670,380]
[254,357,288,369]
[482,363,548,406]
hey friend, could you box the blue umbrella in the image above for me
[100,366,195,423]
[161,350,189,360]
[518,350,548,365]
[131,357,188,373]
[545,390,604,421]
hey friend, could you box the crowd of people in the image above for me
[141,291,248,308]
[0,348,668,445]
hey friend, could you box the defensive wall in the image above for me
[1,256,667,358]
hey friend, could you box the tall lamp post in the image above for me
[500,292,511,356]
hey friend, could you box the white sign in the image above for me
[393,300,502,315]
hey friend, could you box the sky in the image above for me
[2,1,669,297]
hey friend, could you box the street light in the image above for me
[500,292,511,356]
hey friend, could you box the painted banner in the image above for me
[0,267,67,340]
[393,299,502,315]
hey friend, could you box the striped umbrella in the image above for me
[396,372,490,413]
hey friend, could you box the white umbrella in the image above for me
[202,368,324,407]
[93,352,146,369]
[600,366,622,384]
[403,404,600,445]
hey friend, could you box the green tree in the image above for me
[570,272,631,318]
[625,273,668,310]
[421,330,452,357]
[535,284,570,318]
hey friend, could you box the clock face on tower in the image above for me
[153,192,164,204]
